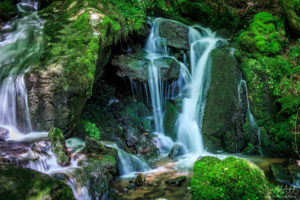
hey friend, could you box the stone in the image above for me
[270,163,292,184]
[165,176,187,186]
[202,47,247,153]
[0,127,9,142]
[85,136,118,159]
[135,173,146,186]
[48,127,70,166]
[112,51,181,82]
[163,102,179,140]
[158,19,190,50]
[0,163,75,200]
[168,144,185,159]
[191,156,272,200]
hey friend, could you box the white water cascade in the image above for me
[176,27,221,154]
[102,142,150,177]
[0,0,43,133]
[238,80,263,156]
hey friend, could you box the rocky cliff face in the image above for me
[24,0,148,132]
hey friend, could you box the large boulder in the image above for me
[0,163,75,200]
[202,47,248,153]
[112,51,181,82]
[191,156,273,200]
[158,19,189,50]
[77,155,117,199]
[25,0,148,132]
[0,127,9,142]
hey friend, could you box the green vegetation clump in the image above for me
[238,12,285,56]
[82,120,100,140]
[191,157,276,200]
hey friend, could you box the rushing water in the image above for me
[0,0,43,133]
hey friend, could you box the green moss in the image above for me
[238,12,285,56]
[190,156,272,200]
[82,121,101,140]
[0,164,75,200]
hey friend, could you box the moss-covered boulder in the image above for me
[48,127,70,166]
[280,0,300,37]
[163,102,179,140]
[238,12,285,56]
[202,47,248,153]
[25,0,148,132]
[85,136,118,159]
[191,156,272,200]
[77,155,117,199]
[0,163,75,200]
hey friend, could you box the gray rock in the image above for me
[165,176,187,186]
[159,20,189,50]
[0,127,9,142]
[168,144,185,159]
[112,51,181,82]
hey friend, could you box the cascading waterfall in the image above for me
[238,80,263,156]
[102,142,150,177]
[176,26,221,154]
[0,0,43,133]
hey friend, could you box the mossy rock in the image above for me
[191,156,272,200]
[0,164,75,200]
[163,102,179,140]
[238,12,285,56]
[202,47,244,153]
[48,127,70,166]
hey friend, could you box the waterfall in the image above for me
[238,80,263,156]
[0,0,43,133]
[176,26,221,154]
[102,142,150,177]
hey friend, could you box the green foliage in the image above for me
[82,121,100,140]
[238,12,285,55]
[0,0,17,22]
[191,157,271,200]
[48,127,65,144]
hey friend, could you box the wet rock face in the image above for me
[168,144,185,159]
[0,163,75,200]
[0,127,9,141]
[25,65,81,132]
[112,51,181,82]
[202,47,248,153]
[158,20,189,50]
